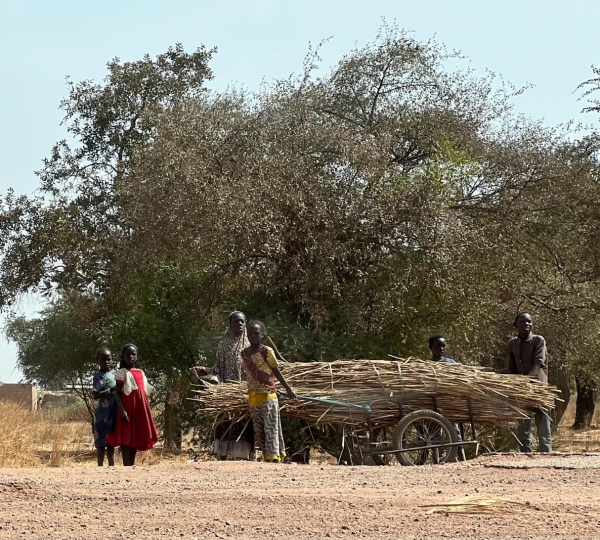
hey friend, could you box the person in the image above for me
[191,311,255,461]
[92,348,116,467]
[508,312,552,453]
[107,344,159,466]
[428,334,464,459]
[428,334,456,365]
[242,321,296,463]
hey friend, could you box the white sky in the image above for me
[1,0,599,381]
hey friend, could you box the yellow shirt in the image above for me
[242,345,279,394]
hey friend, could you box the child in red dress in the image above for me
[107,344,158,466]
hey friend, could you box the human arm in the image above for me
[212,341,226,382]
[92,373,114,400]
[113,381,129,422]
[264,347,297,399]
[508,341,518,375]
[92,389,113,400]
[529,337,547,380]
[272,366,297,400]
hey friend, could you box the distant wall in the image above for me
[38,391,81,410]
[0,383,38,411]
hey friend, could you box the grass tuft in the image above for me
[0,401,42,466]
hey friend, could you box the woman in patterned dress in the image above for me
[212,311,255,460]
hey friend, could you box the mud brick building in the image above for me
[0,382,38,410]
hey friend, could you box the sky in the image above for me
[1,0,599,382]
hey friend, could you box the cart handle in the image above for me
[277,391,371,413]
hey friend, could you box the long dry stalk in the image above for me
[421,495,524,514]
[192,358,560,429]
[49,424,68,467]
[0,402,42,466]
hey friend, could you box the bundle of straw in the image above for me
[191,358,560,428]
[421,495,525,514]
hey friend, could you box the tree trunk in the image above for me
[573,377,596,430]
[162,389,183,451]
[549,364,571,429]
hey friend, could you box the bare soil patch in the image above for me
[1,453,599,539]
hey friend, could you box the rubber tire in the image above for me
[393,409,458,466]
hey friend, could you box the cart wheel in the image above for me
[393,410,458,466]
[371,427,392,466]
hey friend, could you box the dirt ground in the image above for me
[1,453,600,540]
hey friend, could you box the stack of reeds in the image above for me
[191,358,560,428]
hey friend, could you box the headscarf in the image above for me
[214,312,249,383]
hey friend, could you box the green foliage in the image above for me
[3,26,600,448]
[5,298,103,389]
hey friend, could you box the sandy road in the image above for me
[1,453,599,540]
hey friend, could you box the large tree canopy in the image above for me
[3,26,600,439]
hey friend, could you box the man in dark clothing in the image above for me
[508,312,552,453]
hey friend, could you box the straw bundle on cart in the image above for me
[191,358,560,428]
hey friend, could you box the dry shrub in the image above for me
[0,401,94,467]
[48,423,68,467]
[133,449,162,466]
[132,447,189,466]
[0,401,42,466]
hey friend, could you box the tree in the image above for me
[4,27,600,455]
[5,296,104,419]
[0,43,215,310]
[0,44,216,448]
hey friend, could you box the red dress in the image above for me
[107,368,158,451]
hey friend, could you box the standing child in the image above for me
[107,344,159,466]
[241,321,296,463]
[508,312,552,453]
[92,348,116,466]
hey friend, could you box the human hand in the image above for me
[120,410,129,423]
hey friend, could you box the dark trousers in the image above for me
[517,409,552,453]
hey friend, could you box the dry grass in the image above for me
[1,400,189,468]
[421,494,527,515]
[0,401,44,466]
[555,398,600,452]
[0,401,94,467]
[48,423,68,467]
[196,358,560,432]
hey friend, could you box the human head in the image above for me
[246,320,266,347]
[120,343,139,369]
[514,312,533,338]
[428,334,446,360]
[229,311,246,337]
[96,348,112,372]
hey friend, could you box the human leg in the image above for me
[246,418,256,461]
[276,406,286,459]
[96,447,105,466]
[517,416,533,453]
[534,409,552,453]
[121,445,135,466]
[263,398,283,461]
[107,445,115,466]
[249,405,265,456]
